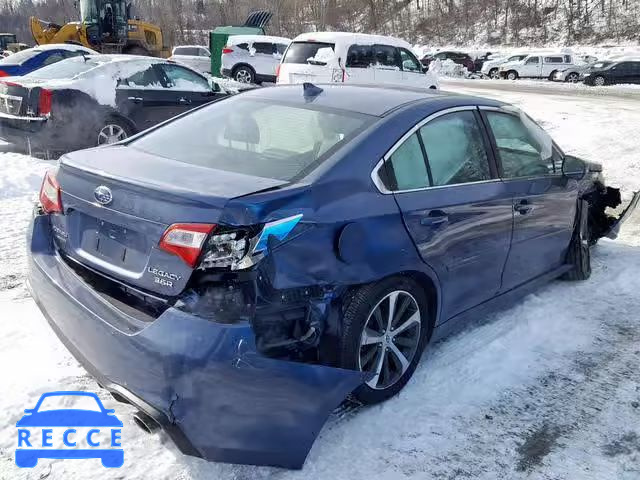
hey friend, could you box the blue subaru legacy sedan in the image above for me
[27,84,637,469]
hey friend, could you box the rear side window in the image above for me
[42,52,65,66]
[283,42,335,65]
[372,45,399,68]
[485,111,555,178]
[544,56,563,63]
[122,66,163,88]
[275,44,288,55]
[386,134,429,190]
[419,111,491,186]
[235,43,250,51]
[563,55,572,63]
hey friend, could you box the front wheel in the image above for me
[340,277,430,404]
[507,70,518,80]
[566,72,580,83]
[593,75,607,87]
[562,201,592,281]
[489,68,499,79]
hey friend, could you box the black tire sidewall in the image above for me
[340,276,431,404]
[96,117,134,146]
[234,66,255,83]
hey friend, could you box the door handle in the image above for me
[420,210,449,226]
[127,97,143,103]
[514,200,534,215]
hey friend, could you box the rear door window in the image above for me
[174,47,199,56]
[372,44,400,68]
[419,111,491,186]
[346,44,373,68]
[385,133,429,190]
[253,42,275,55]
[282,42,335,65]
[275,43,288,55]
[42,52,65,66]
[121,65,164,89]
[543,56,563,63]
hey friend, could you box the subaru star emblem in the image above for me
[94,186,113,206]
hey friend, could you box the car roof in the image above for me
[292,32,412,50]
[30,43,97,53]
[226,35,291,45]
[241,83,502,117]
[173,45,208,50]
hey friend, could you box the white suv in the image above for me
[221,35,291,84]
[169,45,212,74]
[277,32,438,89]
[499,53,578,80]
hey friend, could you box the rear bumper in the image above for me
[0,116,84,153]
[27,212,364,469]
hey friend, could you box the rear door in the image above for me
[250,41,277,79]
[379,107,514,319]
[481,107,578,290]
[372,44,403,85]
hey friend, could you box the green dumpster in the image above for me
[210,26,265,77]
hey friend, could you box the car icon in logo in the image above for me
[94,185,113,206]
[16,391,123,468]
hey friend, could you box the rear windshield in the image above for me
[283,41,335,65]
[174,47,199,55]
[129,96,374,181]
[0,49,39,65]
[24,57,101,79]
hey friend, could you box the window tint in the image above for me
[276,43,288,55]
[346,44,373,68]
[160,64,210,91]
[419,111,491,186]
[544,56,563,63]
[563,55,572,63]
[485,111,555,178]
[42,52,65,66]
[386,133,429,190]
[253,42,274,55]
[525,56,540,64]
[372,45,399,68]
[198,48,210,57]
[123,65,163,88]
[399,48,421,72]
[282,42,335,64]
[236,43,249,51]
[174,47,199,56]
[130,98,373,181]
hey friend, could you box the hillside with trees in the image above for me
[1,0,639,48]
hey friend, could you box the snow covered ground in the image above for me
[0,85,639,479]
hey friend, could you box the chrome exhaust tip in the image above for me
[132,410,160,434]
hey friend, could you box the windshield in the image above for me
[591,61,613,69]
[24,57,102,79]
[130,96,374,181]
[37,395,102,412]
[507,55,527,62]
[0,48,39,65]
[283,42,336,66]
[81,0,126,24]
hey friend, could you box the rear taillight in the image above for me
[0,70,7,77]
[159,223,216,267]
[222,47,233,54]
[275,64,281,80]
[39,170,62,214]
[39,89,53,116]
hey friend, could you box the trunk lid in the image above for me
[0,77,38,117]
[53,145,287,296]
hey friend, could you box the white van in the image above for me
[498,53,578,80]
[277,32,438,89]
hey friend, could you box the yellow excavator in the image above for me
[30,0,170,57]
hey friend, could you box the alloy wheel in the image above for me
[98,124,128,145]
[235,69,253,83]
[567,73,579,83]
[507,72,517,80]
[358,290,421,390]
[594,76,606,86]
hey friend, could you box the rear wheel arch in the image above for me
[96,114,137,145]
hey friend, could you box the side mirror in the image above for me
[209,79,221,92]
[562,155,587,180]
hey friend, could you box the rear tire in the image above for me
[507,70,518,80]
[233,65,256,84]
[96,117,134,146]
[562,201,592,281]
[593,75,607,87]
[339,276,431,405]
[489,68,499,79]
[566,72,580,83]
